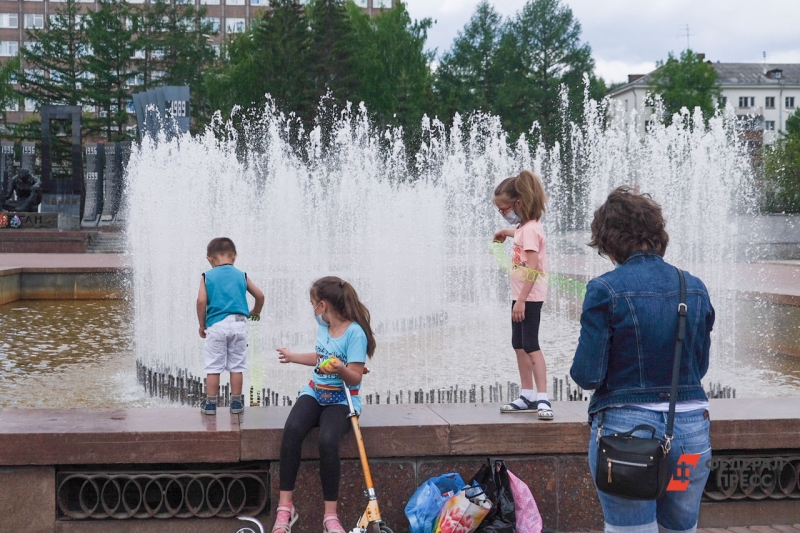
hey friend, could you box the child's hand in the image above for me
[318,357,342,374]
[199,326,206,339]
[493,230,508,242]
[277,348,293,364]
[249,313,260,321]
[512,300,526,322]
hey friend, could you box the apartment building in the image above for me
[608,61,800,145]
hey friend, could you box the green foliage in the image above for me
[433,0,502,120]
[349,2,433,132]
[19,0,87,109]
[762,110,800,213]
[493,0,597,145]
[206,0,312,120]
[649,49,720,122]
[84,0,137,141]
[0,56,19,122]
[307,0,358,110]
[137,1,217,131]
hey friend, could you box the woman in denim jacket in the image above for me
[570,187,715,533]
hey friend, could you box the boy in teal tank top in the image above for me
[196,237,265,415]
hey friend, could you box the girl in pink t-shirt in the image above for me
[492,170,553,420]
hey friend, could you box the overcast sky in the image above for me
[404,0,800,84]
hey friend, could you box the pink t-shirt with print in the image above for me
[510,219,548,302]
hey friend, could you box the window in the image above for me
[251,0,264,4]
[227,0,244,4]
[738,96,754,108]
[128,0,146,4]
[133,49,145,59]
[127,73,144,87]
[373,0,391,7]
[765,96,775,109]
[226,18,245,33]
[765,121,775,131]
[212,44,220,56]
[0,41,18,57]
[5,100,19,112]
[718,96,727,106]
[200,0,220,5]
[23,41,39,52]
[24,14,44,29]
[202,17,220,32]
[24,99,36,112]
[787,97,796,109]
[24,69,45,81]
[152,70,165,81]
[352,0,367,6]
[0,14,18,29]
[175,0,190,4]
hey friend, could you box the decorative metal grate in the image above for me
[57,471,268,520]
[704,456,800,501]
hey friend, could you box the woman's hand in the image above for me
[512,300,526,322]
[317,357,342,375]
[277,348,294,364]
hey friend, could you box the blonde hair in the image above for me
[494,170,547,223]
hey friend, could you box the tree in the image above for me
[84,0,136,141]
[0,57,19,123]
[19,0,88,109]
[306,0,359,110]
[763,110,800,213]
[139,1,217,130]
[649,49,720,122]
[434,1,502,120]
[349,1,433,132]
[494,0,598,145]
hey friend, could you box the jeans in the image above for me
[588,406,712,533]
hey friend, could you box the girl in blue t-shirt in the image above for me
[273,276,376,533]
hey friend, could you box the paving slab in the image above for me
[239,404,450,461]
[428,401,589,455]
[0,408,239,465]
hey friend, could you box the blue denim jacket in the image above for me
[570,252,714,415]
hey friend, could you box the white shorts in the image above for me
[204,315,248,373]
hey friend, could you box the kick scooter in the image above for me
[343,385,393,533]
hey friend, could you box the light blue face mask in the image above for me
[313,302,329,327]
[503,210,521,225]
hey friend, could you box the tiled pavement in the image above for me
[573,528,800,533]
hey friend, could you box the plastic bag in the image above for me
[433,485,493,533]
[507,470,542,533]
[406,473,466,533]
[469,459,516,533]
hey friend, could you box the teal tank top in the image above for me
[204,265,249,327]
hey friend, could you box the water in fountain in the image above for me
[126,93,792,405]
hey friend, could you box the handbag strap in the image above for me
[664,267,687,452]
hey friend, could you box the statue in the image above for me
[1,168,43,212]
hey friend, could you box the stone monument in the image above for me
[1,168,42,212]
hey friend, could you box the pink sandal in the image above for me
[272,503,299,533]
[323,513,346,533]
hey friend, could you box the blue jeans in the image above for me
[588,406,712,533]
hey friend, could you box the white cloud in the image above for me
[594,59,655,85]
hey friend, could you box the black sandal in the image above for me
[501,396,538,413]
[537,400,554,420]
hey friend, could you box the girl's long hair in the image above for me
[310,276,376,358]
[494,170,547,223]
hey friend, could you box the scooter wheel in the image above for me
[379,525,394,533]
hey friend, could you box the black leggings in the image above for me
[279,394,352,501]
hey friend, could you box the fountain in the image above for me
[123,93,795,407]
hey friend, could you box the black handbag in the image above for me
[594,267,687,500]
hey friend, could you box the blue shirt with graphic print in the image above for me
[299,322,368,412]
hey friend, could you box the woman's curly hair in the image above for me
[589,186,669,262]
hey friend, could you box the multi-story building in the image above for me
[608,60,800,145]
[0,0,394,124]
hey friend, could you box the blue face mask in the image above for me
[503,210,521,225]
[313,302,329,327]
